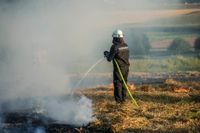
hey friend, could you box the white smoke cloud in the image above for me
[0,0,104,126]
[44,96,93,126]
[0,0,111,96]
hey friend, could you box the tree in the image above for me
[168,38,190,53]
[128,33,151,55]
[194,37,200,51]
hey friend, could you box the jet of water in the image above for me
[74,57,104,89]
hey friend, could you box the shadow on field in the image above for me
[135,93,192,104]
[189,94,200,102]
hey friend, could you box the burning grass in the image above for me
[79,80,200,133]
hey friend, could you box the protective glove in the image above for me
[104,51,109,58]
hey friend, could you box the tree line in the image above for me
[128,33,200,55]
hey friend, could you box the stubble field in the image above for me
[79,78,200,132]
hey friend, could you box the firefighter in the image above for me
[104,30,130,103]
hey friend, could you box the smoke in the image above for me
[44,96,93,126]
[0,0,182,127]
[0,0,107,126]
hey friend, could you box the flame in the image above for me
[174,86,191,93]
[107,83,136,91]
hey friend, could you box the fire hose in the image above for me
[113,59,139,107]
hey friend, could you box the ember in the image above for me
[174,86,191,93]
[107,83,136,91]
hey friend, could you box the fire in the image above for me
[173,86,191,93]
[128,84,136,91]
[107,83,136,91]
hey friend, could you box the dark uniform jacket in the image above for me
[107,41,130,71]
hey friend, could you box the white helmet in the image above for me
[112,29,124,38]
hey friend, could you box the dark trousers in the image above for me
[113,66,129,103]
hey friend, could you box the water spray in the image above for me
[73,57,104,89]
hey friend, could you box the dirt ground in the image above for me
[79,79,200,133]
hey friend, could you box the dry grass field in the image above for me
[78,79,200,133]
[1,77,199,133]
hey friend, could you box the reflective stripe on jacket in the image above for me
[107,43,130,67]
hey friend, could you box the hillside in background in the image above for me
[145,10,200,26]
[119,7,200,49]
